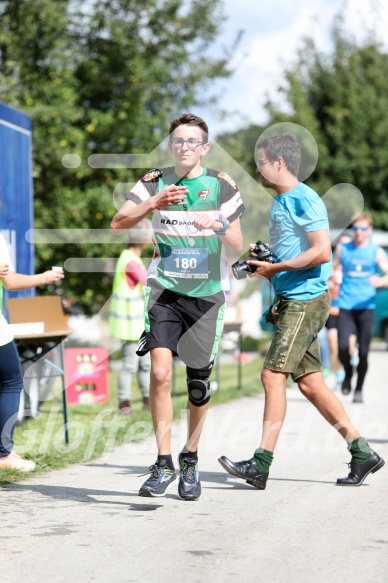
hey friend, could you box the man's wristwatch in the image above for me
[213,218,229,236]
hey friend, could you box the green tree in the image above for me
[268,23,388,229]
[218,124,264,177]
[0,0,237,311]
[219,19,388,230]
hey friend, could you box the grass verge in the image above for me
[0,355,264,486]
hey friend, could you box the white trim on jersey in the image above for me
[152,209,222,239]
[221,191,243,221]
[130,181,151,203]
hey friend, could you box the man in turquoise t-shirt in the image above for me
[219,132,385,489]
[333,212,388,402]
[111,113,244,501]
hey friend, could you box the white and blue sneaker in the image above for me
[178,453,202,501]
[138,460,178,497]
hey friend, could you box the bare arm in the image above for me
[369,247,388,288]
[0,262,10,278]
[219,217,243,254]
[2,269,64,291]
[111,188,243,255]
[111,199,154,232]
[111,185,188,233]
[193,216,243,255]
[331,241,343,271]
[248,229,331,280]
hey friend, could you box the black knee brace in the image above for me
[186,364,213,407]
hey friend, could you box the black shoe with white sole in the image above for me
[336,451,385,486]
[218,456,268,490]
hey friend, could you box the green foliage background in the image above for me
[2,5,388,313]
[219,18,388,231]
[0,0,238,311]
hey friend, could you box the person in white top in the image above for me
[0,233,64,472]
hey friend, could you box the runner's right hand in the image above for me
[152,185,188,209]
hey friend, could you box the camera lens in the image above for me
[231,240,275,280]
[231,261,252,280]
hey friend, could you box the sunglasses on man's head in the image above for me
[352,225,369,231]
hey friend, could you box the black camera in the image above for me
[231,240,276,280]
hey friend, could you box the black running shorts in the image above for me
[137,282,226,369]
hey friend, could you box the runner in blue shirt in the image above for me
[333,212,388,402]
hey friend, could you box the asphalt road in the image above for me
[1,345,387,583]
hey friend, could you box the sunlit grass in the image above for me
[0,355,264,486]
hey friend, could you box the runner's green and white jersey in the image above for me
[126,167,244,297]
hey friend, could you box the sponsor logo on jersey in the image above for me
[143,168,162,182]
[197,188,210,200]
[160,219,195,226]
[218,171,237,189]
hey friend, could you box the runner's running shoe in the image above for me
[138,460,178,497]
[178,454,202,501]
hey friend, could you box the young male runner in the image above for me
[111,113,244,500]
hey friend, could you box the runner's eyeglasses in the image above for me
[170,138,205,150]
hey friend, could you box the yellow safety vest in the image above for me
[109,249,146,341]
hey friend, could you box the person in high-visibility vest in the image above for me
[109,219,152,415]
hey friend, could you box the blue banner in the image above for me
[0,102,34,301]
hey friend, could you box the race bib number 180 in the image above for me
[164,247,209,279]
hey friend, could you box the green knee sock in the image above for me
[348,437,372,464]
[253,448,274,474]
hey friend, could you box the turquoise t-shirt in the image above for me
[339,240,379,310]
[269,183,332,300]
